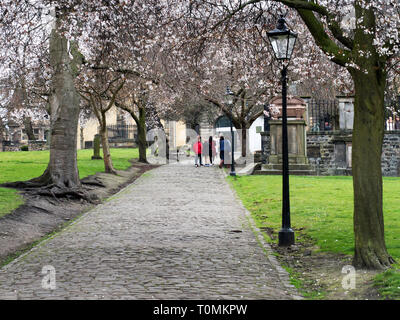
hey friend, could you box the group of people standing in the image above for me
[193,135,232,168]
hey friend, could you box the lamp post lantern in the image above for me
[224,86,236,176]
[267,16,297,246]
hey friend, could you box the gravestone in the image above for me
[307,145,321,158]
[332,133,353,175]
[92,134,102,160]
[334,141,347,168]
[338,96,354,130]
[347,144,352,168]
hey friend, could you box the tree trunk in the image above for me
[80,127,84,150]
[14,17,84,193]
[23,117,36,141]
[351,68,395,269]
[137,106,148,163]
[0,118,3,142]
[241,125,247,158]
[92,134,102,159]
[100,114,117,174]
[43,22,82,189]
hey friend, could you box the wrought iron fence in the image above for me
[385,109,400,131]
[1,140,16,146]
[307,99,339,132]
[101,124,137,141]
[306,98,400,132]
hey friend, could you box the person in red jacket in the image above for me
[193,135,203,167]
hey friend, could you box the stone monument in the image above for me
[256,96,315,175]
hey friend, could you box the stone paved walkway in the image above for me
[0,163,301,299]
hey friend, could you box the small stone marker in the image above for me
[92,134,102,160]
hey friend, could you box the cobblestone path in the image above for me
[0,163,301,299]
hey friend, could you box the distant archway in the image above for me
[214,115,231,129]
[194,123,200,135]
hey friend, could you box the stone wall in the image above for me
[260,130,400,176]
[306,131,352,176]
[259,95,400,176]
[306,131,400,177]
[1,140,49,151]
[382,132,400,176]
[2,142,21,152]
[28,140,48,151]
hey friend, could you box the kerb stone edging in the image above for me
[220,169,303,300]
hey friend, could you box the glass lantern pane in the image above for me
[225,95,234,105]
[287,36,297,59]
[270,34,289,60]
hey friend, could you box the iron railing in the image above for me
[306,98,400,132]
[307,99,339,132]
[101,124,137,141]
[385,111,400,131]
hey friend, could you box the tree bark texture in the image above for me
[42,20,82,189]
[240,124,248,158]
[137,106,148,163]
[116,101,148,164]
[351,68,395,269]
[99,113,117,174]
[23,117,36,141]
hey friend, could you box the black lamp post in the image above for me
[267,16,297,246]
[225,86,236,176]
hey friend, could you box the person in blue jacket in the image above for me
[219,136,225,168]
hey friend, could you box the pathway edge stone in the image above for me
[220,169,303,300]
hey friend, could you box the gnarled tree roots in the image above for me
[353,247,396,270]
[1,171,99,203]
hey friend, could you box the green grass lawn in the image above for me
[228,174,400,299]
[0,148,139,218]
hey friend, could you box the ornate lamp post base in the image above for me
[278,227,295,246]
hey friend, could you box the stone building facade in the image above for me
[1,119,50,152]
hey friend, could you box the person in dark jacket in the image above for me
[395,116,400,130]
[208,136,216,165]
[219,136,225,168]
